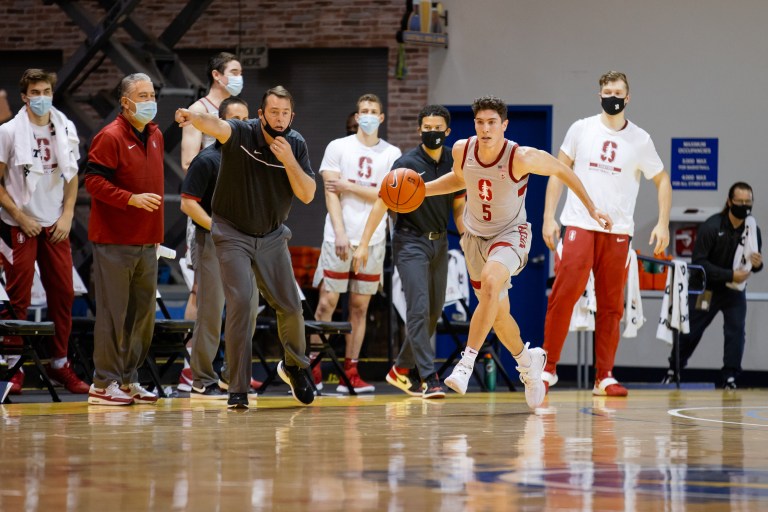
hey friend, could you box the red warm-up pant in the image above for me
[543,227,630,372]
[1,226,74,359]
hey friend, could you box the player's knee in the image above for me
[315,299,334,319]
[348,301,369,320]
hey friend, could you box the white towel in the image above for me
[656,260,690,345]
[392,248,469,323]
[445,249,470,321]
[726,215,758,291]
[570,271,596,331]
[10,105,79,205]
[622,249,644,337]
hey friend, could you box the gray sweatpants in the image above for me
[393,231,448,379]
[211,218,309,394]
[190,229,225,388]
[92,243,157,388]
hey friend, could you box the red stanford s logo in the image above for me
[601,140,617,163]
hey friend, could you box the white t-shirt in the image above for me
[559,114,664,236]
[320,135,401,245]
[0,121,65,227]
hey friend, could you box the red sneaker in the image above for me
[8,368,24,395]
[120,383,158,404]
[386,365,421,396]
[593,370,628,397]
[337,361,375,394]
[178,367,193,392]
[88,381,133,406]
[46,362,90,394]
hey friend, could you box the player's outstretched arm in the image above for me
[425,141,467,197]
[175,108,232,144]
[516,146,613,231]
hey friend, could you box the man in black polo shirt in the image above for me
[181,96,258,399]
[175,85,316,409]
[664,182,762,389]
[352,105,465,398]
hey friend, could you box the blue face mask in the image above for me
[29,96,53,116]
[127,98,157,124]
[222,75,243,96]
[357,114,380,135]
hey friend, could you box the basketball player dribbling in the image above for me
[423,95,613,410]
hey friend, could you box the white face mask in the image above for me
[126,97,157,124]
[29,96,53,116]
[357,114,380,135]
[220,75,243,96]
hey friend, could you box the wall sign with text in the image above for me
[670,138,718,190]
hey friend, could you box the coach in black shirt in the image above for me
[665,182,762,389]
[353,105,465,399]
[176,86,316,409]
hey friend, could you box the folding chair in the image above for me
[0,282,59,403]
[30,263,95,382]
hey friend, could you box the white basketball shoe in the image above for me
[517,344,547,409]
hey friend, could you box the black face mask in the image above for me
[601,96,626,116]
[730,204,752,220]
[421,130,446,150]
[261,115,291,138]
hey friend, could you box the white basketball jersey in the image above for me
[461,137,528,238]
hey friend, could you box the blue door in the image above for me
[442,105,553,376]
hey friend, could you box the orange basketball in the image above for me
[379,168,425,213]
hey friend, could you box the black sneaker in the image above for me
[723,377,737,390]
[277,361,315,405]
[661,369,676,385]
[191,383,228,400]
[227,393,249,409]
[422,373,447,399]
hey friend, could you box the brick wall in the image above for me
[0,0,428,148]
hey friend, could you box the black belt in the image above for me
[398,226,446,240]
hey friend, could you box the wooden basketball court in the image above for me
[1,389,766,511]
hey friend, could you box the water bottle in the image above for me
[484,353,496,392]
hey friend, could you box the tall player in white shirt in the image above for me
[312,94,401,393]
[424,96,612,409]
[542,71,672,397]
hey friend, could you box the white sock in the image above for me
[461,347,479,366]
[184,347,191,369]
[51,357,67,369]
[513,344,531,367]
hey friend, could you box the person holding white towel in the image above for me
[0,69,88,396]
[664,182,762,389]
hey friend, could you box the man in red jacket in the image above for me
[85,73,164,406]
